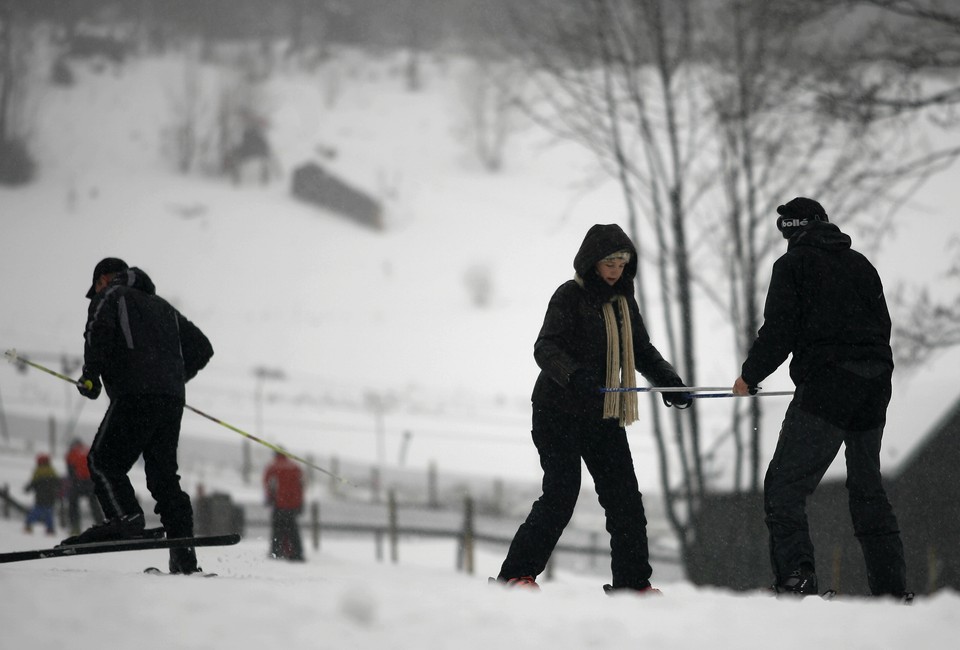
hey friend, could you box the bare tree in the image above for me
[493,0,709,553]
[892,239,960,368]
[0,2,36,185]
[488,0,960,554]
[693,0,949,491]
[815,0,960,364]
[456,54,525,172]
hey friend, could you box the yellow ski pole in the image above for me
[4,348,352,486]
[183,404,352,485]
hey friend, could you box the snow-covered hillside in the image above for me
[1,47,958,492]
[1,44,959,650]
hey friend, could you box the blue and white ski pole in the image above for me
[600,385,794,399]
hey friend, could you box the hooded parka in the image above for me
[532,223,683,415]
[498,224,685,592]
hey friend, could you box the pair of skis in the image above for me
[0,532,240,565]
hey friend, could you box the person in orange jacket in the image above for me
[65,438,103,535]
[263,451,305,561]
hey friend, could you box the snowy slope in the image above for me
[1,49,959,493]
[0,451,955,650]
[1,48,958,647]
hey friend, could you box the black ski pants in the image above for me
[764,395,905,596]
[67,478,103,534]
[88,394,194,538]
[499,406,652,589]
[270,508,305,560]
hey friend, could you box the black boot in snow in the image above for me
[774,567,818,596]
[59,513,146,546]
[169,546,201,575]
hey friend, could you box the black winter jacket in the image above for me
[82,267,213,401]
[531,224,682,417]
[741,221,893,389]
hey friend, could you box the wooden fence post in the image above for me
[832,545,842,593]
[48,415,56,458]
[492,478,504,517]
[371,466,381,503]
[0,385,10,442]
[330,457,340,498]
[388,489,398,564]
[461,494,475,575]
[310,501,320,551]
[428,461,438,508]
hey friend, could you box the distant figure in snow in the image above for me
[64,438,103,535]
[63,257,213,576]
[493,224,690,594]
[24,453,61,535]
[225,116,276,185]
[733,198,910,600]
[264,451,305,561]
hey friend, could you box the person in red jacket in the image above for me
[64,438,103,535]
[263,451,305,561]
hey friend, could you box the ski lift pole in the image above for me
[600,385,794,398]
[4,348,353,486]
[689,391,795,399]
[601,386,731,393]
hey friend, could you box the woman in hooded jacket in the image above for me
[494,224,689,594]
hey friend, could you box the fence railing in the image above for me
[234,491,680,577]
[0,483,29,516]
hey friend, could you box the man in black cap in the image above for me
[64,257,214,575]
[85,257,128,299]
[731,198,910,600]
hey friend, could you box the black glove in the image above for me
[77,374,102,400]
[661,381,691,409]
[569,369,602,397]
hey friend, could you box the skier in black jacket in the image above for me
[495,224,689,594]
[732,198,908,598]
[62,258,213,575]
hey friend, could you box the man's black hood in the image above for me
[787,220,852,253]
[573,224,638,282]
[105,267,157,296]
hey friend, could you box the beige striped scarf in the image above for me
[601,294,639,427]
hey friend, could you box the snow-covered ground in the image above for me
[1,450,956,650]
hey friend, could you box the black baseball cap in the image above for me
[776,197,828,239]
[86,257,128,298]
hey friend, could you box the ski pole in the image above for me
[689,391,795,399]
[4,348,353,486]
[183,404,353,486]
[601,386,733,393]
[4,348,89,388]
[600,385,794,397]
